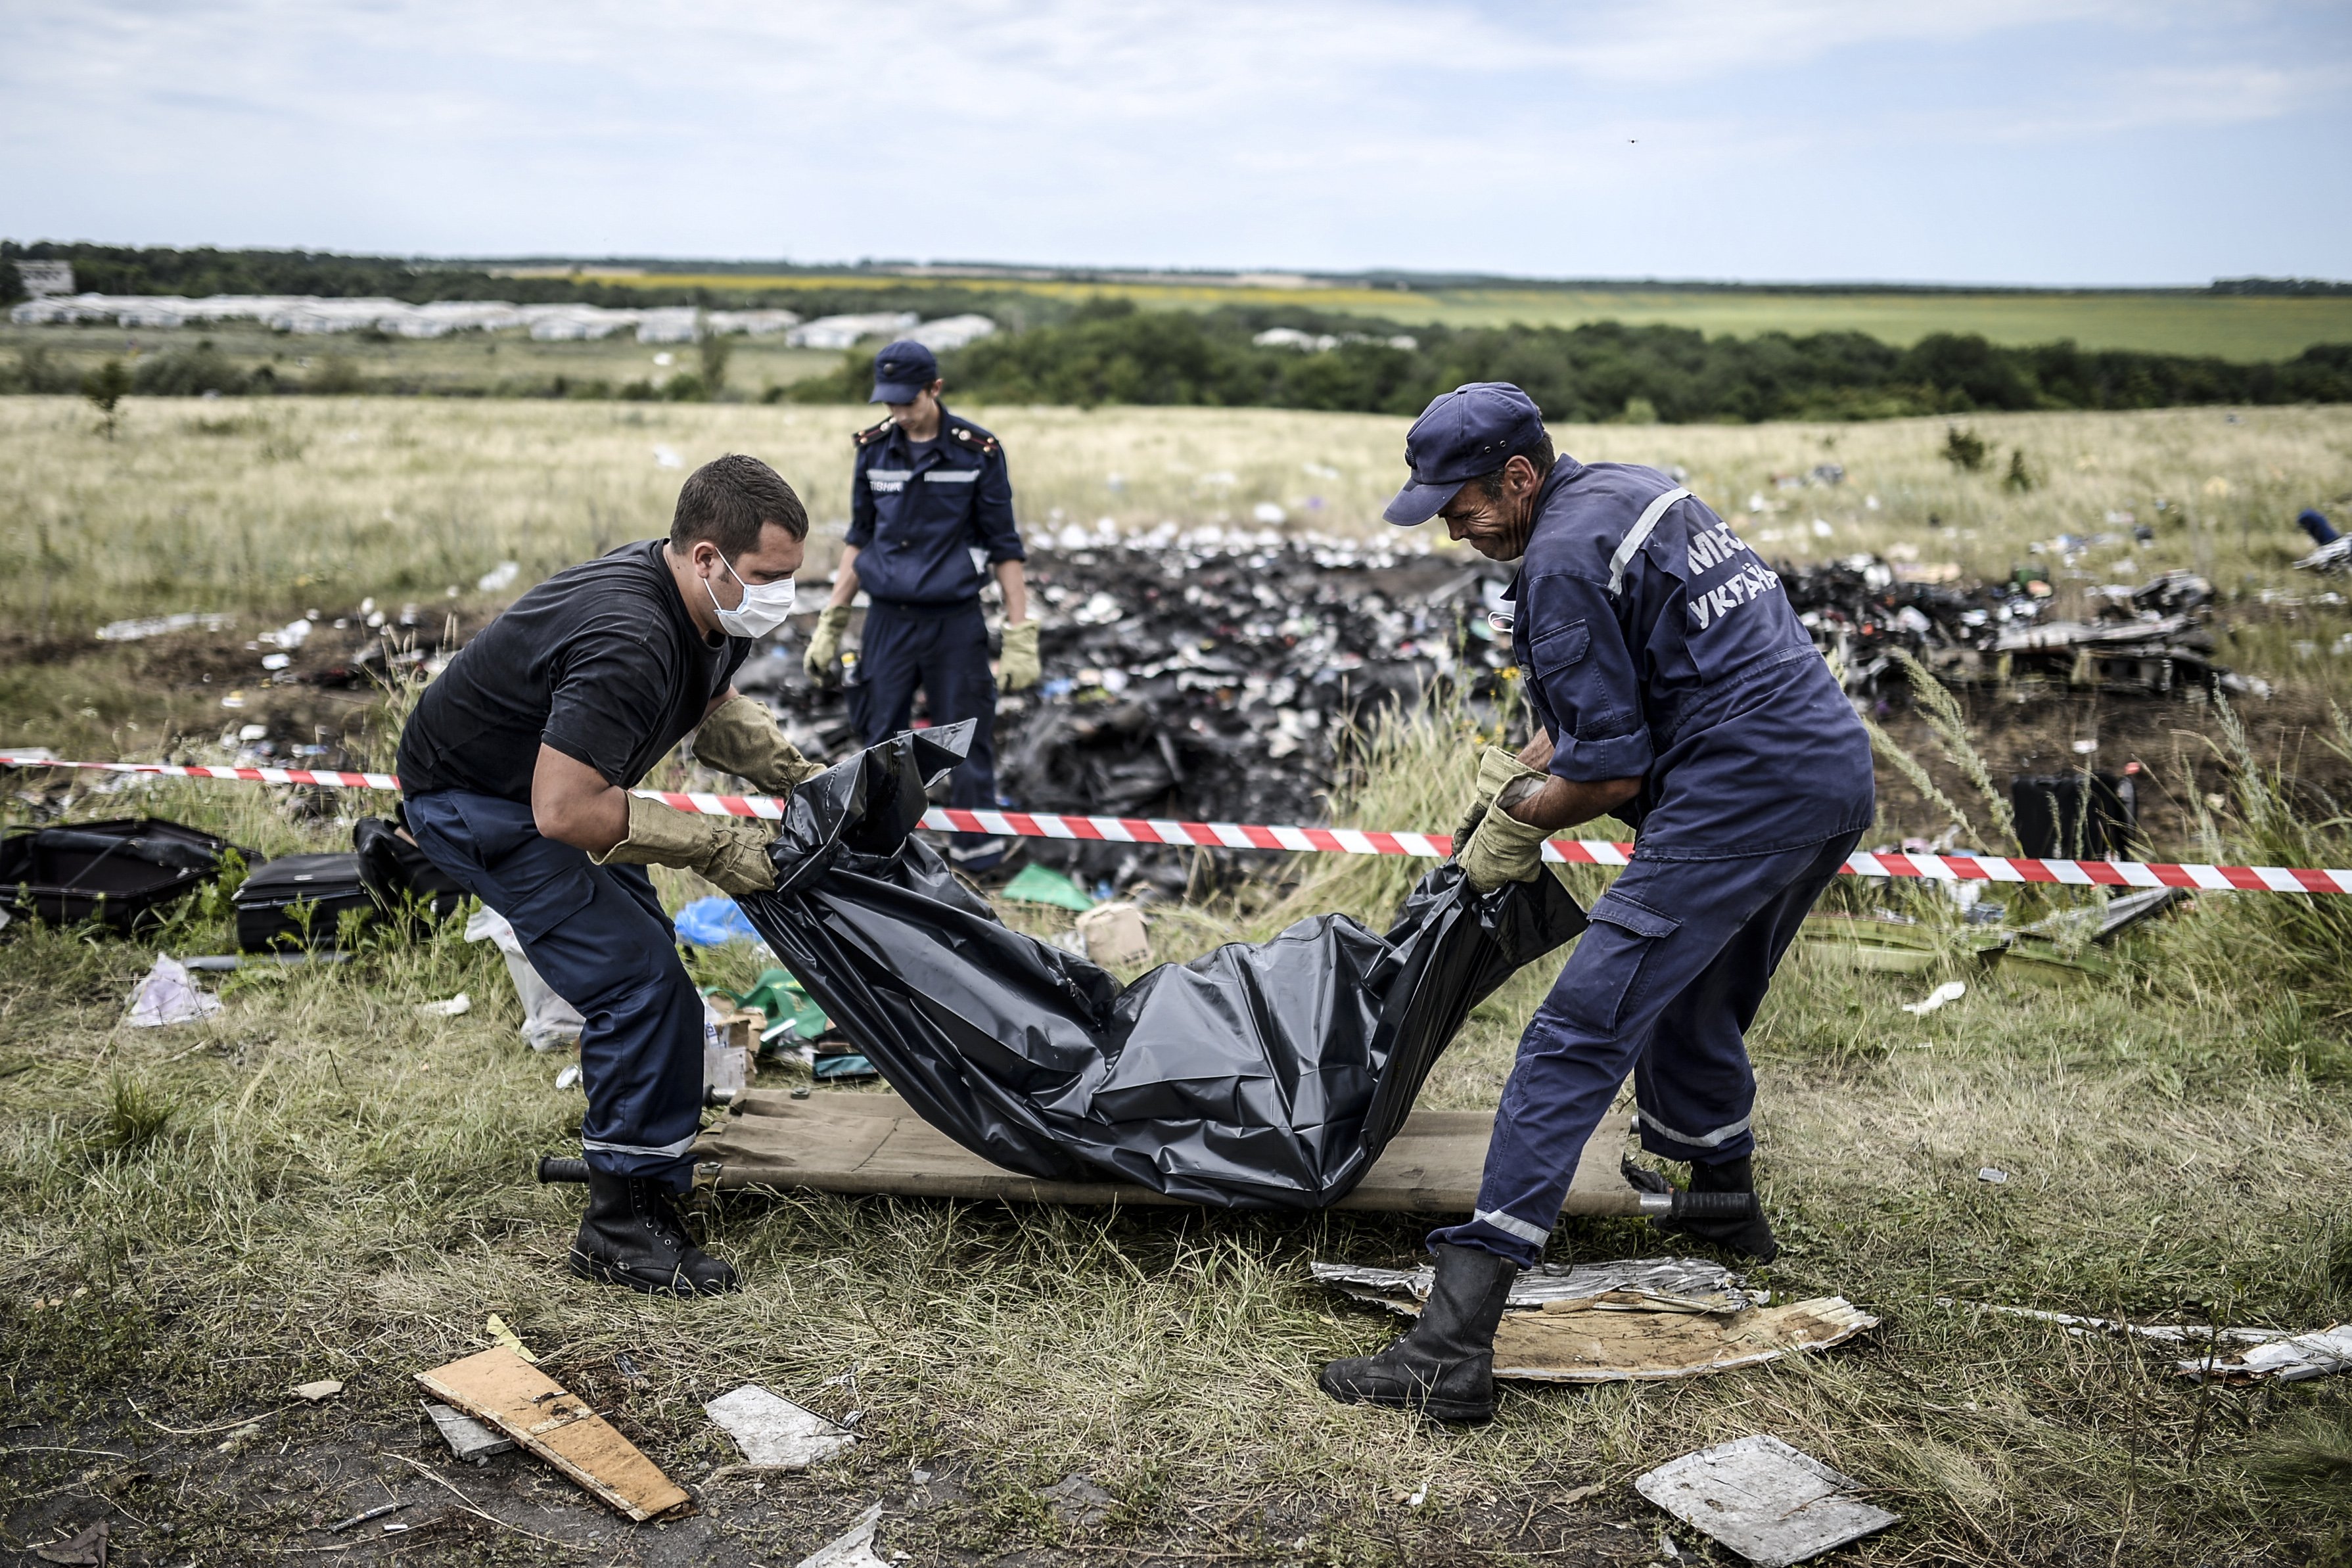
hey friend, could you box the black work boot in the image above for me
[1318,1243,1519,1423]
[1651,1153,1780,1262]
[568,1169,741,1297]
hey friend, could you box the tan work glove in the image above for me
[1452,745,1548,850]
[802,605,852,688]
[592,796,779,896]
[1459,793,1550,893]
[694,693,825,796]
[998,619,1041,692]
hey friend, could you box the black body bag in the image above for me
[733,724,1588,1210]
[0,818,253,934]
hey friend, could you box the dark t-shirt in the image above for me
[397,540,749,803]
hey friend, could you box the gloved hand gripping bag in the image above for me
[735,725,1588,1209]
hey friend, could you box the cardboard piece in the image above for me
[1074,902,1149,967]
[1492,1297,1879,1384]
[415,1348,689,1520]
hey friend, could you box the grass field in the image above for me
[6,394,2352,1563]
[571,270,2352,361]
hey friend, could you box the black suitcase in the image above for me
[233,852,375,952]
[0,817,253,935]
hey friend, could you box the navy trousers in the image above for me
[1431,829,1862,1267]
[855,598,1002,864]
[405,791,705,1190]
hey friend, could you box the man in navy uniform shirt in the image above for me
[1320,383,1875,1422]
[802,339,1037,871]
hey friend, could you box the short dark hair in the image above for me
[670,453,808,553]
[1473,431,1557,500]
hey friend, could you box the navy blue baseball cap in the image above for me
[869,340,940,404]
[1382,382,1546,525]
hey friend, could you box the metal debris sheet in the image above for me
[1636,1434,1899,1566]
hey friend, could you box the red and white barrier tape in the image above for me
[7,753,2349,894]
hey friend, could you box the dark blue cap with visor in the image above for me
[1382,382,1546,525]
[869,339,940,404]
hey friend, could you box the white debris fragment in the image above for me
[1900,981,1965,1016]
[795,1501,888,1568]
[415,994,471,1017]
[555,1063,582,1091]
[95,611,234,641]
[654,445,683,469]
[705,1385,859,1469]
[1635,1434,1898,1566]
[476,561,520,593]
[125,955,222,1027]
[1977,1167,2008,1184]
[2179,1324,2352,1382]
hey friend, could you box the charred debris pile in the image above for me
[742,531,2259,892]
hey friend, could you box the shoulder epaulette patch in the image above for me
[950,425,1000,456]
[853,418,894,448]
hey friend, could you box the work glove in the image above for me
[998,619,1041,693]
[1452,745,1548,852]
[592,796,779,897]
[693,693,825,797]
[1458,794,1550,893]
[802,605,852,689]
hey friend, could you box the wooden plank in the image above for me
[697,1091,1647,1216]
[414,1349,689,1521]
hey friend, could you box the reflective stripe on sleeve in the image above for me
[582,1132,703,1159]
[1605,486,1692,597]
[1636,1107,1753,1149]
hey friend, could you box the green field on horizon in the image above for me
[570,269,2352,361]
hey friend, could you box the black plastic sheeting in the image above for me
[733,722,1588,1209]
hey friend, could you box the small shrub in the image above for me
[1942,425,1988,471]
[82,359,131,438]
[2002,448,2036,492]
[307,354,365,395]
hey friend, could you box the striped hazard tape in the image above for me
[7,752,2349,894]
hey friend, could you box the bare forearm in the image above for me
[531,744,630,854]
[995,558,1029,622]
[826,549,862,611]
[1500,773,1640,833]
[1517,728,1555,770]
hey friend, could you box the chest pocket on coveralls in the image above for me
[1557,889,1681,1035]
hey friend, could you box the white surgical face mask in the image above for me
[706,554,796,639]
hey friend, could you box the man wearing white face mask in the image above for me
[398,453,818,1297]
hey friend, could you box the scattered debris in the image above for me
[1314,1257,1876,1383]
[483,1314,538,1364]
[676,894,763,946]
[476,561,521,593]
[464,904,584,1051]
[214,1421,264,1454]
[124,954,222,1027]
[1074,901,1150,966]
[704,1385,857,1469]
[93,611,234,641]
[1000,863,1095,912]
[555,1063,582,1091]
[1783,557,2261,700]
[1977,1167,2008,1184]
[327,1503,405,1534]
[1944,1300,2352,1381]
[414,1347,689,1521]
[1040,1473,1116,1529]
[794,1501,888,1568]
[293,1379,345,1402]
[424,1399,517,1464]
[1798,912,1942,974]
[2295,508,2350,573]
[1635,1435,1898,1567]
[31,1520,108,1565]
[1900,980,1965,1016]
[415,994,471,1018]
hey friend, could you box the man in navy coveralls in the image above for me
[1320,383,1875,1421]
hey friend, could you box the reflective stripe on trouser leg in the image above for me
[1429,833,1861,1267]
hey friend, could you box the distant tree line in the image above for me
[0,241,1046,324]
[786,299,2352,421]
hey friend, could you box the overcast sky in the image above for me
[3,0,2347,285]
